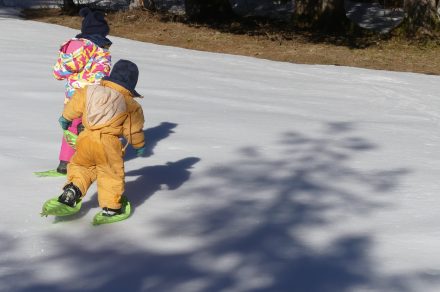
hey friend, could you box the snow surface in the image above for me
[1,12,440,292]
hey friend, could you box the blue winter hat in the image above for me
[79,7,109,37]
[103,60,141,97]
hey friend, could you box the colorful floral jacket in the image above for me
[53,38,111,101]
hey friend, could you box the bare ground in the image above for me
[24,8,440,75]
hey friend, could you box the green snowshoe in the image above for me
[93,196,131,226]
[41,197,82,217]
[41,183,82,217]
[34,131,77,178]
[34,169,66,177]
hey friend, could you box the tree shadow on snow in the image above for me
[52,156,200,222]
[8,122,440,292]
[124,121,178,162]
[124,156,201,214]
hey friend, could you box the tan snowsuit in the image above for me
[62,79,145,209]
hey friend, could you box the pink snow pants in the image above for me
[58,117,82,162]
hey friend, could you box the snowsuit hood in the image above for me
[102,59,141,97]
[53,38,111,99]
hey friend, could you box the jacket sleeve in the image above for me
[62,88,86,121]
[123,100,145,149]
[53,40,94,80]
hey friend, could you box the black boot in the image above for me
[57,160,68,174]
[58,183,82,207]
[102,207,123,217]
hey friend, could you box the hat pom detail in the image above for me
[79,7,91,17]
[78,7,109,37]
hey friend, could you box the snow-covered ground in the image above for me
[1,11,440,292]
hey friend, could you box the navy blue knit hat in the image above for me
[103,60,141,97]
[79,7,109,37]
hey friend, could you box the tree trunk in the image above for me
[144,0,156,11]
[185,0,201,17]
[185,0,233,20]
[295,0,348,30]
[62,0,78,15]
[130,0,145,9]
[404,0,438,31]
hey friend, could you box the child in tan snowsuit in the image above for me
[57,59,145,219]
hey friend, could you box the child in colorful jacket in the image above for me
[46,60,145,225]
[53,7,112,174]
